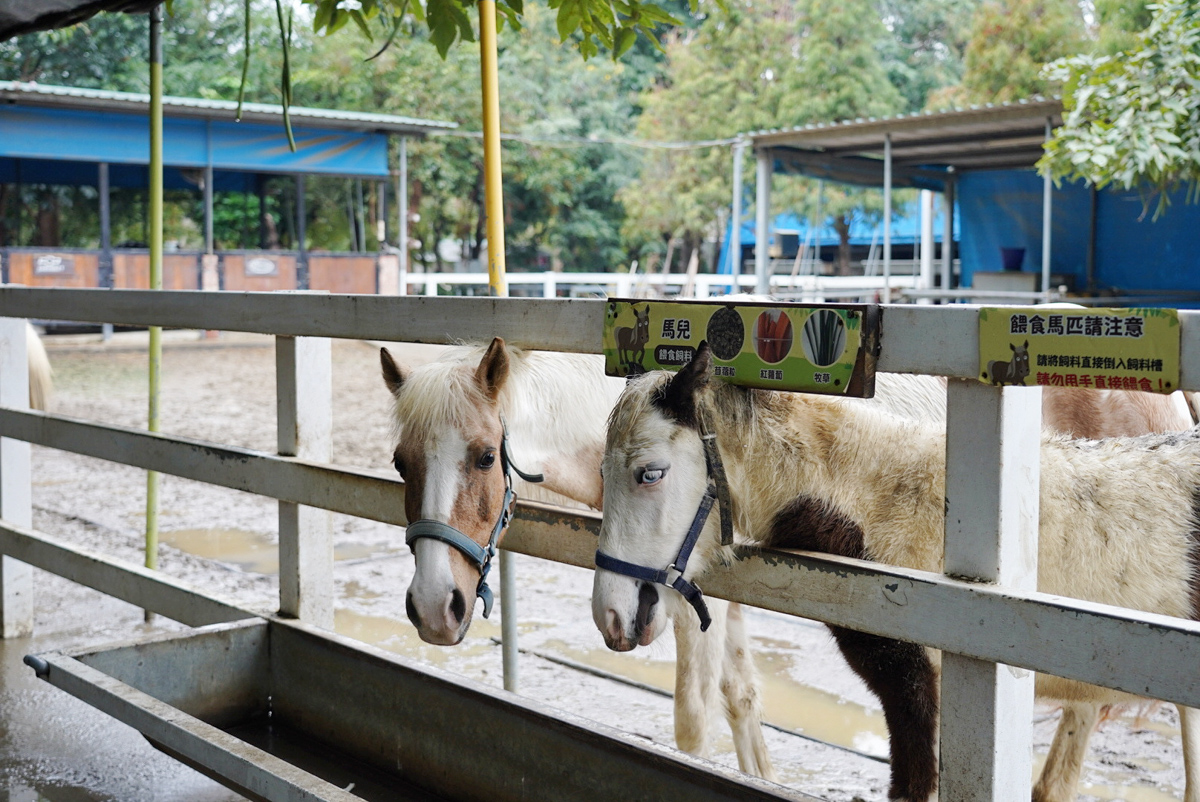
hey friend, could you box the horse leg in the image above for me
[829,626,939,802]
[1032,701,1100,802]
[1181,705,1200,802]
[719,601,776,781]
[671,598,722,758]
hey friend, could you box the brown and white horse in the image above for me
[594,343,1200,802]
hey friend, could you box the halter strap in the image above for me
[594,486,716,631]
[593,411,734,633]
[404,415,541,619]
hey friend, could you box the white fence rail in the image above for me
[3,287,1200,802]
[398,269,920,300]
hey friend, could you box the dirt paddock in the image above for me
[3,331,1189,801]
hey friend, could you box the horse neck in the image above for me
[497,352,619,509]
[705,384,947,551]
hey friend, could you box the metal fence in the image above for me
[2,287,1200,801]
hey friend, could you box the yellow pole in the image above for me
[479,0,506,297]
[146,4,163,593]
[479,0,518,692]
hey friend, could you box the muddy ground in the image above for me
[3,331,1189,801]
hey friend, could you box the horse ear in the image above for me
[1010,342,1017,352]
[654,342,713,428]
[380,348,409,397]
[474,337,510,402]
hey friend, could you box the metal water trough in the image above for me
[24,617,812,802]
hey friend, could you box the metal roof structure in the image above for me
[747,97,1064,190]
[0,80,456,136]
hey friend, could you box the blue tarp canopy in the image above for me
[0,81,456,185]
[717,200,959,274]
[1,105,388,182]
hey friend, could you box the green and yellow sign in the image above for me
[603,299,880,396]
[978,307,1180,393]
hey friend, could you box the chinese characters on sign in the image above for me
[978,307,1179,394]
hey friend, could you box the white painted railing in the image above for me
[400,270,919,301]
[2,288,1200,802]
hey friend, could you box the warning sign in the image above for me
[978,307,1179,393]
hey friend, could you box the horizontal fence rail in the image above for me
[4,288,1200,387]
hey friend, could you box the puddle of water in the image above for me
[333,609,499,666]
[163,528,403,575]
[536,637,890,759]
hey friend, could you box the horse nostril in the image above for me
[634,582,658,637]
[449,588,467,625]
[405,593,422,629]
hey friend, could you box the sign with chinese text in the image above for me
[603,299,879,396]
[978,307,1179,393]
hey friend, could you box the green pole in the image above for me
[146,4,164,597]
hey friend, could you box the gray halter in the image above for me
[404,417,543,618]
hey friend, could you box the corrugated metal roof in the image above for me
[748,96,1064,180]
[0,80,456,136]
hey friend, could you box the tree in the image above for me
[876,0,979,111]
[620,0,904,273]
[1040,0,1200,214]
[301,0,689,62]
[926,0,1085,108]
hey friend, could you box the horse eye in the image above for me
[636,465,668,486]
[478,450,497,470]
[392,455,406,476]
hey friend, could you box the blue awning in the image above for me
[1,104,389,179]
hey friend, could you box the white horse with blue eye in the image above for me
[594,342,1200,802]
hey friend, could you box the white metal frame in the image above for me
[4,288,1200,802]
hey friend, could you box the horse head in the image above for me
[593,343,723,651]
[381,338,516,645]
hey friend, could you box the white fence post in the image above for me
[941,379,1041,801]
[277,334,334,629]
[0,318,32,637]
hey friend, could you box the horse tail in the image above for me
[26,323,52,411]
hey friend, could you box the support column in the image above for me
[145,4,164,603]
[729,140,745,277]
[1041,118,1053,298]
[883,133,892,301]
[918,189,934,304]
[0,318,32,637]
[296,175,308,290]
[940,380,1040,801]
[257,175,269,250]
[276,333,333,628]
[754,148,771,295]
[98,163,113,288]
[99,162,115,340]
[942,176,955,297]
[398,136,409,293]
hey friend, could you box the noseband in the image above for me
[594,411,733,632]
[404,417,543,619]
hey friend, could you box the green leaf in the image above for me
[349,9,375,40]
[613,26,636,57]
[312,0,335,32]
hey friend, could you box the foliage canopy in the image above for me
[1040,0,1200,213]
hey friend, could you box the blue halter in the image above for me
[594,418,734,632]
[404,417,543,618]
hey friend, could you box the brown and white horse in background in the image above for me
[380,339,777,778]
[595,343,1200,802]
